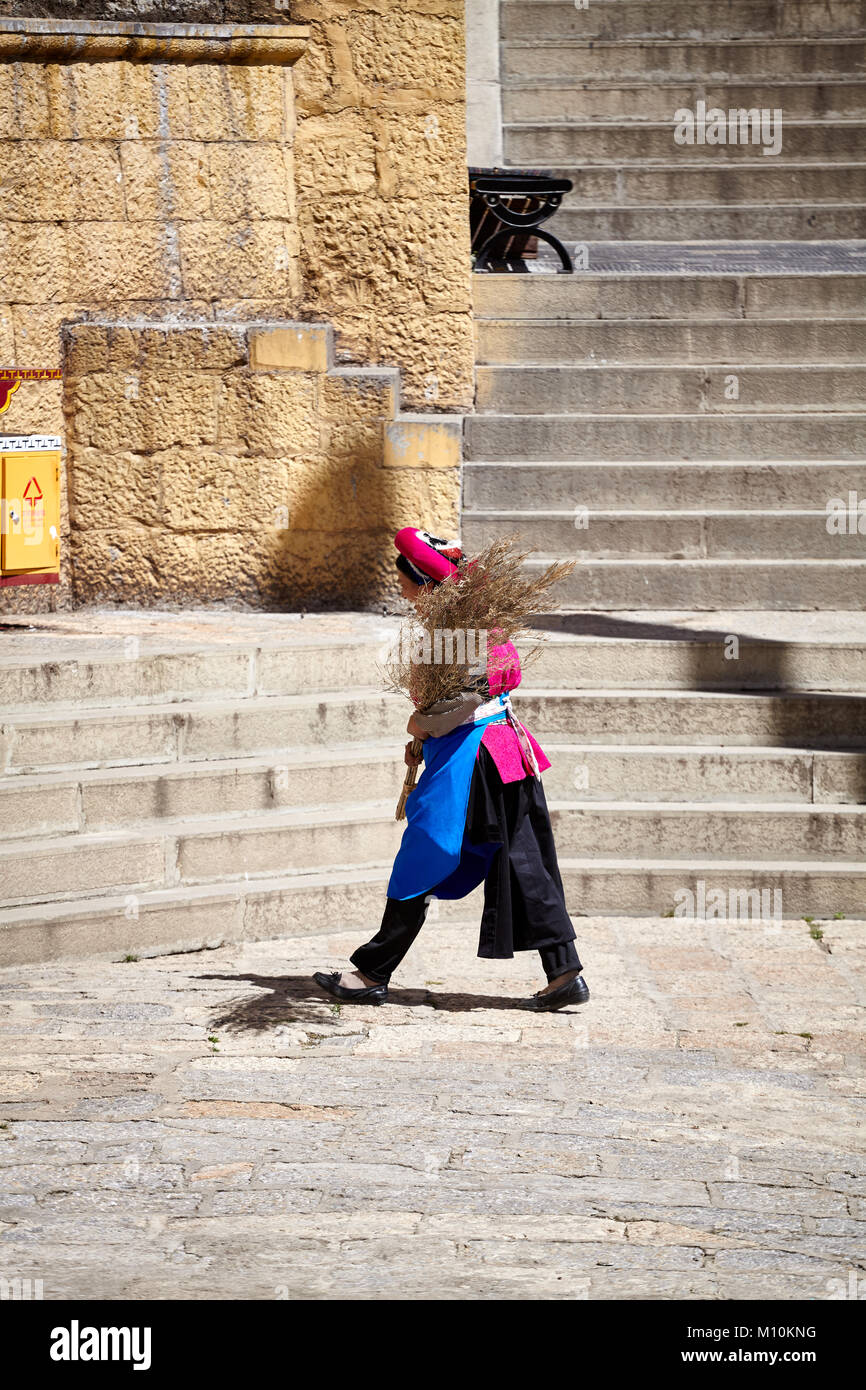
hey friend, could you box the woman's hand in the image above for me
[404,740,424,768]
[406,713,428,741]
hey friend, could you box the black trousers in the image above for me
[350,891,581,985]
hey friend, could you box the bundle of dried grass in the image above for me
[383,535,575,818]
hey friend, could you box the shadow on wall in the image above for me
[59,321,461,612]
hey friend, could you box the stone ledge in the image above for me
[249,321,464,471]
[0,18,309,66]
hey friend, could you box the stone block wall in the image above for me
[292,0,473,412]
[0,10,471,611]
[0,35,304,408]
[63,320,461,607]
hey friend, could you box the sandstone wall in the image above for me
[0,35,304,420]
[63,320,460,607]
[292,0,473,412]
[0,10,471,612]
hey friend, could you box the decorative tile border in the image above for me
[0,435,62,451]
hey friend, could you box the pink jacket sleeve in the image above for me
[487,635,522,696]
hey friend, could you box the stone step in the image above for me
[4,797,864,910]
[0,868,397,967]
[0,614,398,711]
[538,745,866,804]
[496,688,866,746]
[528,555,866,610]
[12,619,857,730]
[506,120,866,163]
[0,803,402,908]
[463,508,866,559]
[464,412,866,459]
[502,2,866,44]
[463,460,866,509]
[502,80,866,122]
[557,857,866,917]
[471,271,866,321]
[0,691,408,774]
[550,202,866,239]
[502,39,866,81]
[550,165,866,206]
[2,858,863,965]
[3,687,864,782]
[526,617,866,692]
[0,746,407,841]
[5,745,863,844]
[475,317,866,364]
[3,615,862,727]
[475,363,866,413]
[550,801,866,859]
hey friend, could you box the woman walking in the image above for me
[313,527,589,1012]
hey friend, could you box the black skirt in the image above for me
[464,742,577,960]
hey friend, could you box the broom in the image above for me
[383,536,576,822]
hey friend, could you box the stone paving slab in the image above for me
[0,915,862,1300]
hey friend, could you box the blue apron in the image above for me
[387,698,509,901]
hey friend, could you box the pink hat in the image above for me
[394,527,463,586]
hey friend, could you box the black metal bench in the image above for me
[469,167,574,273]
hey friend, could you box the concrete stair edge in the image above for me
[1,860,863,967]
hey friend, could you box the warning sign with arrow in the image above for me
[22,476,44,529]
[1,442,60,582]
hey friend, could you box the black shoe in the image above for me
[312,970,388,1005]
[527,972,590,1012]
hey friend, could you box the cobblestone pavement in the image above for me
[0,916,863,1301]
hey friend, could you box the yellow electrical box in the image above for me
[1,434,61,586]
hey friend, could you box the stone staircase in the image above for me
[0,616,407,965]
[2,1,866,966]
[463,0,866,923]
[468,267,866,608]
[501,0,866,240]
[1,611,865,966]
[469,0,866,607]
